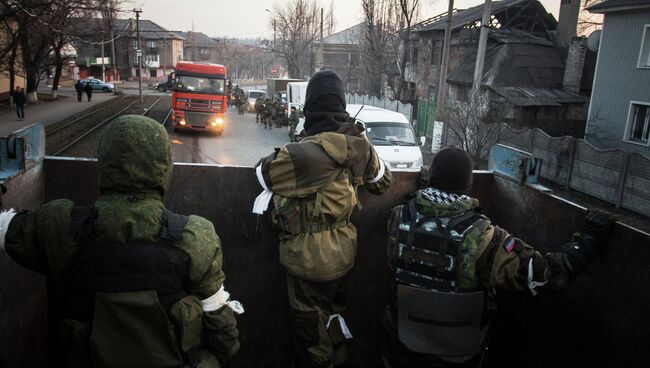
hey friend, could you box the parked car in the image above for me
[82,78,114,92]
[156,73,175,92]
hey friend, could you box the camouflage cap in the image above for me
[97,115,172,197]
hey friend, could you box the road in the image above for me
[170,105,289,166]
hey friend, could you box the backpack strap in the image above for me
[312,167,347,219]
[160,210,189,243]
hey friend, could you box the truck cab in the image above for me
[171,61,227,134]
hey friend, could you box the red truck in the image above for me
[171,61,228,134]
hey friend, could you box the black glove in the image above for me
[581,209,616,243]
[563,210,616,276]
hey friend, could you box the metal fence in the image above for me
[345,93,413,121]
[497,124,650,217]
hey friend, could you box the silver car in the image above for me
[82,78,114,92]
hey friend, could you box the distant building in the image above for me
[408,0,595,137]
[585,0,650,155]
[174,31,222,63]
[74,18,184,81]
[318,23,365,91]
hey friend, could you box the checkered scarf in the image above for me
[421,188,469,205]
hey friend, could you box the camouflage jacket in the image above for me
[388,189,571,293]
[257,128,393,281]
[5,116,239,367]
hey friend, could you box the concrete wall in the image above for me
[1,158,649,367]
[586,10,650,155]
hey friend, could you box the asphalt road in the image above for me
[170,105,289,166]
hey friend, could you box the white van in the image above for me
[294,105,425,172]
[347,105,424,172]
[246,90,266,112]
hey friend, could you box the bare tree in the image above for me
[578,0,603,36]
[394,0,419,101]
[440,91,506,168]
[269,0,334,79]
[361,0,398,97]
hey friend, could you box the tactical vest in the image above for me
[62,207,193,368]
[389,199,491,357]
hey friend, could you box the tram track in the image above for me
[48,95,164,157]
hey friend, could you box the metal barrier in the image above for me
[1,126,649,367]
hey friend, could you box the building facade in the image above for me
[585,0,650,155]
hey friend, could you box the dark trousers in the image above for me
[77,91,82,102]
[287,274,349,368]
[85,91,92,102]
[15,104,24,119]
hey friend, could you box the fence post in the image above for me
[565,138,577,190]
[615,152,632,208]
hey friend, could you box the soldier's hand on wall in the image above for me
[563,210,616,276]
[581,209,617,246]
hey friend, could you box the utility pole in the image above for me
[134,8,143,104]
[101,32,106,82]
[108,0,118,93]
[273,20,277,51]
[319,8,324,71]
[471,0,492,99]
[437,0,454,145]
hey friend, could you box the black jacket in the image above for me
[13,91,26,106]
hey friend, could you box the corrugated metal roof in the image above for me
[495,87,586,106]
[412,0,555,33]
[587,0,650,13]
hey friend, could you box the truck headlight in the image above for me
[212,117,223,126]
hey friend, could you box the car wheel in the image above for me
[102,87,109,92]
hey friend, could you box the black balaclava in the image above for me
[303,70,349,136]
[428,147,474,195]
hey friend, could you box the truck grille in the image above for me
[187,98,222,112]
[186,111,214,126]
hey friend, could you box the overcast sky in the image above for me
[128,0,561,38]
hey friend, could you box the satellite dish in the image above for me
[587,30,602,52]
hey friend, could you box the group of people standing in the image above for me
[0,71,615,368]
[75,80,94,102]
[254,95,291,130]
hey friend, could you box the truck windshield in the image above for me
[365,122,417,146]
[175,75,225,94]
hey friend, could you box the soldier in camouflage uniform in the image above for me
[255,96,265,123]
[0,115,242,368]
[253,71,393,368]
[262,97,273,129]
[288,106,300,141]
[382,147,615,368]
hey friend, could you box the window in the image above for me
[412,47,419,65]
[431,40,442,65]
[147,40,157,48]
[625,102,650,145]
[133,40,138,49]
[638,25,650,68]
[150,70,157,78]
[147,54,159,62]
[200,48,209,55]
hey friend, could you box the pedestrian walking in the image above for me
[84,82,93,102]
[74,80,83,102]
[13,87,26,121]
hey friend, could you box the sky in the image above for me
[129,0,561,39]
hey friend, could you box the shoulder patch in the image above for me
[503,237,516,253]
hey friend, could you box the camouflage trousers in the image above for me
[287,274,349,368]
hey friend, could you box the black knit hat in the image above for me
[303,70,349,136]
[428,147,474,194]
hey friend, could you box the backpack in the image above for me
[61,207,194,368]
[388,199,491,356]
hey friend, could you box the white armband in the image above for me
[368,159,386,184]
[527,258,548,296]
[252,164,273,215]
[326,314,353,339]
[0,209,17,253]
[201,286,245,314]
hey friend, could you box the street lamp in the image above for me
[133,8,143,104]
